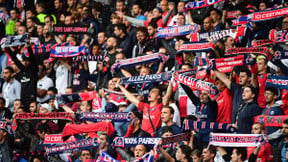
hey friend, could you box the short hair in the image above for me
[115,23,126,34]
[235,147,247,161]
[163,106,174,114]
[36,1,46,9]
[66,86,74,93]
[132,110,143,121]
[0,97,5,105]
[179,145,192,159]
[239,67,251,77]
[265,86,278,96]
[4,66,14,73]
[26,17,36,23]
[283,119,288,125]
[48,87,58,94]
[136,27,148,37]
[161,126,174,135]
[148,22,158,29]
[191,149,201,157]
[44,15,55,24]
[110,13,120,20]
[181,63,193,70]
[132,3,142,9]
[253,122,264,131]
[210,8,222,18]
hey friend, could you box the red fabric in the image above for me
[257,73,267,108]
[282,89,288,115]
[124,124,134,137]
[62,121,115,140]
[247,142,274,162]
[138,102,163,136]
[216,88,232,123]
[70,102,80,112]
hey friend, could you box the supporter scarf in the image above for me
[156,25,198,38]
[50,45,89,57]
[252,40,273,47]
[62,121,115,140]
[190,29,238,42]
[0,121,6,130]
[254,115,288,127]
[209,133,265,147]
[22,42,71,57]
[30,37,40,45]
[225,47,270,56]
[73,55,105,62]
[162,132,191,145]
[14,112,73,121]
[53,25,89,34]
[174,73,219,95]
[192,57,209,67]
[103,88,139,96]
[96,152,119,162]
[56,91,98,105]
[45,138,99,155]
[133,152,154,162]
[227,11,238,19]
[80,112,133,122]
[193,55,244,68]
[1,33,28,48]
[44,134,76,144]
[183,120,235,133]
[196,66,233,79]
[185,0,223,11]
[232,15,250,26]
[269,29,288,43]
[0,11,10,25]
[274,50,288,60]
[266,75,288,90]
[251,6,288,22]
[111,53,169,73]
[121,69,197,85]
[113,137,160,148]
[177,42,214,53]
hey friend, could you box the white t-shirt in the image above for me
[55,64,71,94]
[37,75,54,103]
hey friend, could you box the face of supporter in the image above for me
[136,31,146,43]
[203,17,213,31]
[106,37,116,51]
[264,90,276,104]
[132,5,141,16]
[181,65,191,71]
[282,17,288,29]
[183,52,194,64]
[14,21,21,33]
[54,0,61,9]
[39,107,49,113]
[17,26,26,35]
[215,79,226,92]
[177,15,185,26]
[251,123,263,134]
[257,59,267,73]
[176,148,185,161]
[225,37,235,48]
[80,150,92,161]
[32,158,41,162]
[80,101,91,112]
[282,123,288,137]
[3,69,12,82]
[0,130,7,142]
[192,155,201,162]
[177,2,185,13]
[199,91,209,103]
[161,107,173,123]
[231,149,241,162]
[37,129,47,139]
[13,100,21,110]
[140,67,150,76]
[43,25,50,38]
[202,148,214,162]
[44,17,53,27]
[67,0,74,7]
[115,53,125,62]
[97,32,106,45]
[92,45,101,55]
[26,10,34,19]
[210,10,220,22]
[98,134,108,148]
[161,131,173,137]
[152,8,161,18]
[116,1,125,12]
[10,10,18,20]
[147,26,156,36]
[26,19,34,29]
[29,102,38,113]
[242,87,254,102]
[238,72,249,86]
[64,16,73,25]
[148,88,161,102]
[160,0,168,12]
[37,25,43,36]
[114,26,122,37]
[259,2,266,10]
[134,144,146,159]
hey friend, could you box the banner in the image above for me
[113,137,161,148]
[156,25,199,38]
[53,25,89,34]
[266,75,288,90]
[1,33,28,48]
[225,47,270,56]
[14,112,73,121]
[50,45,89,57]
[251,6,288,22]
[45,138,99,155]
[273,50,288,60]
[209,133,265,147]
[0,11,10,25]
[177,42,214,53]
[269,29,288,43]
[254,115,288,127]
[56,91,98,105]
[44,134,76,144]
[174,73,219,96]
[185,0,223,11]
[183,120,235,133]
[80,112,133,122]
[190,29,238,42]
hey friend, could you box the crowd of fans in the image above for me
[0,0,288,161]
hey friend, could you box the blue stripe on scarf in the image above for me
[80,112,133,122]
[50,45,89,57]
[156,25,198,38]
[113,137,160,148]
[266,75,288,90]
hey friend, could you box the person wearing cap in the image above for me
[234,86,261,134]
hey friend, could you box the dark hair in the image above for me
[0,97,5,105]
[36,1,46,10]
[191,149,201,157]
[283,119,288,125]
[161,126,174,135]
[66,86,74,93]
[26,17,36,23]
[239,67,251,77]
[163,106,174,114]
[151,86,162,103]
[44,15,55,24]
[179,145,192,159]
[10,8,20,14]
[210,8,222,18]
[235,147,247,161]
[265,86,278,96]
[148,21,158,29]
[48,87,58,94]
[4,66,14,73]
[136,27,148,37]
[115,23,127,34]
[246,86,257,96]
[132,110,143,121]
[181,63,193,70]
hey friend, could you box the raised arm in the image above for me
[118,83,140,107]
[162,79,173,106]
[6,47,26,70]
[214,69,231,89]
